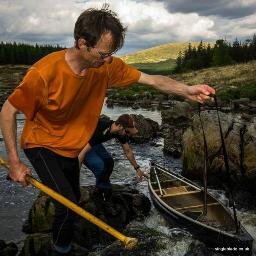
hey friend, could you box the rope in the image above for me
[213,95,240,233]
[198,104,208,215]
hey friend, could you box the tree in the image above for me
[212,39,233,66]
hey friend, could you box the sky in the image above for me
[0,0,256,55]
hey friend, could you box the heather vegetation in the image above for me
[172,61,256,101]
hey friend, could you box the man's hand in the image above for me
[186,84,215,103]
[8,160,32,186]
[78,143,91,170]
[136,168,149,180]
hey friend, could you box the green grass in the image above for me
[108,60,256,102]
[108,83,160,99]
[218,84,256,101]
[120,42,212,64]
[131,59,176,75]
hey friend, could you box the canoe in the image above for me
[148,163,253,254]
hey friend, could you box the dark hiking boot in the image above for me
[69,243,88,256]
[92,188,119,216]
[103,199,119,216]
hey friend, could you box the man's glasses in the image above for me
[124,129,131,135]
[94,47,117,59]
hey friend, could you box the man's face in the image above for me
[117,125,138,136]
[78,31,115,68]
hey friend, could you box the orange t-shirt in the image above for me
[8,50,140,157]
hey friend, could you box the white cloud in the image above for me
[210,13,256,41]
[0,0,255,54]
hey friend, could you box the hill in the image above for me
[107,60,256,101]
[120,42,211,64]
[172,60,256,100]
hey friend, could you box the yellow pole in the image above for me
[0,157,138,249]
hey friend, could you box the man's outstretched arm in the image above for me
[78,143,92,169]
[138,72,215,103]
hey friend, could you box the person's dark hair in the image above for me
[115,114,135,128]
[74,4,126,51]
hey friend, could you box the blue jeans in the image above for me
[83,144,114,190]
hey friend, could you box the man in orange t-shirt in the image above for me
[0,6,215,255]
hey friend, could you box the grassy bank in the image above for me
[172,61,256,100]
[130,59,176,75]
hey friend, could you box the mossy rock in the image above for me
[0,240,18,256]
[23,193,54,234]
[19,233,52,256]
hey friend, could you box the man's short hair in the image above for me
[74,4,126,51]
[115,114,135,128]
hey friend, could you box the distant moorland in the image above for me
[120,42,210,64]
[112,41,256,102]
[119,42,210,75]
[0,40,255,105]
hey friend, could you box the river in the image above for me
[0,102,255,255]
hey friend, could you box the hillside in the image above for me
[107,60,256,101]
[120,42,211,64]
[172,60,256,92]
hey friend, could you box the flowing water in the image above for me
[0,100,255,255]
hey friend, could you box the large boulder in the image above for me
[87,224,211,256]
[0,240,18,256]
[22,194,54,234]
[99,114,159,144]
[130,114,160,143]
[161,101,192,157]
[182,111,256,191]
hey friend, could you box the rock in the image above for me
[0,240,18,256]
[19,233,52,256]
[161,101,192,124]
[161,101,192,157]
[20,185,151,255]
[140,98,152,108]
[95,114,159,143]
[106,99,114,108]
[182,111,256,192]
[184,240,210,256]
[88,223,216,256]
[141,91,152,99]
[130,114,159,143]
[131,103,139,110]
[22,194,54,234]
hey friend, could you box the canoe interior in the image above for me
[150,167,237,233]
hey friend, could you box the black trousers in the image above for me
[24,147,81,247]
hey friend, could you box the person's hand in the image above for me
[78,156,83,170]
[8,160,32,186]
[186,84,215,103]
[136,168,149,180]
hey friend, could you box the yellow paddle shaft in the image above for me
[0,157,138,249]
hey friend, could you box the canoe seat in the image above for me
[161,186,199,197]
[151,179,177,186]
[175,202,219,211]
